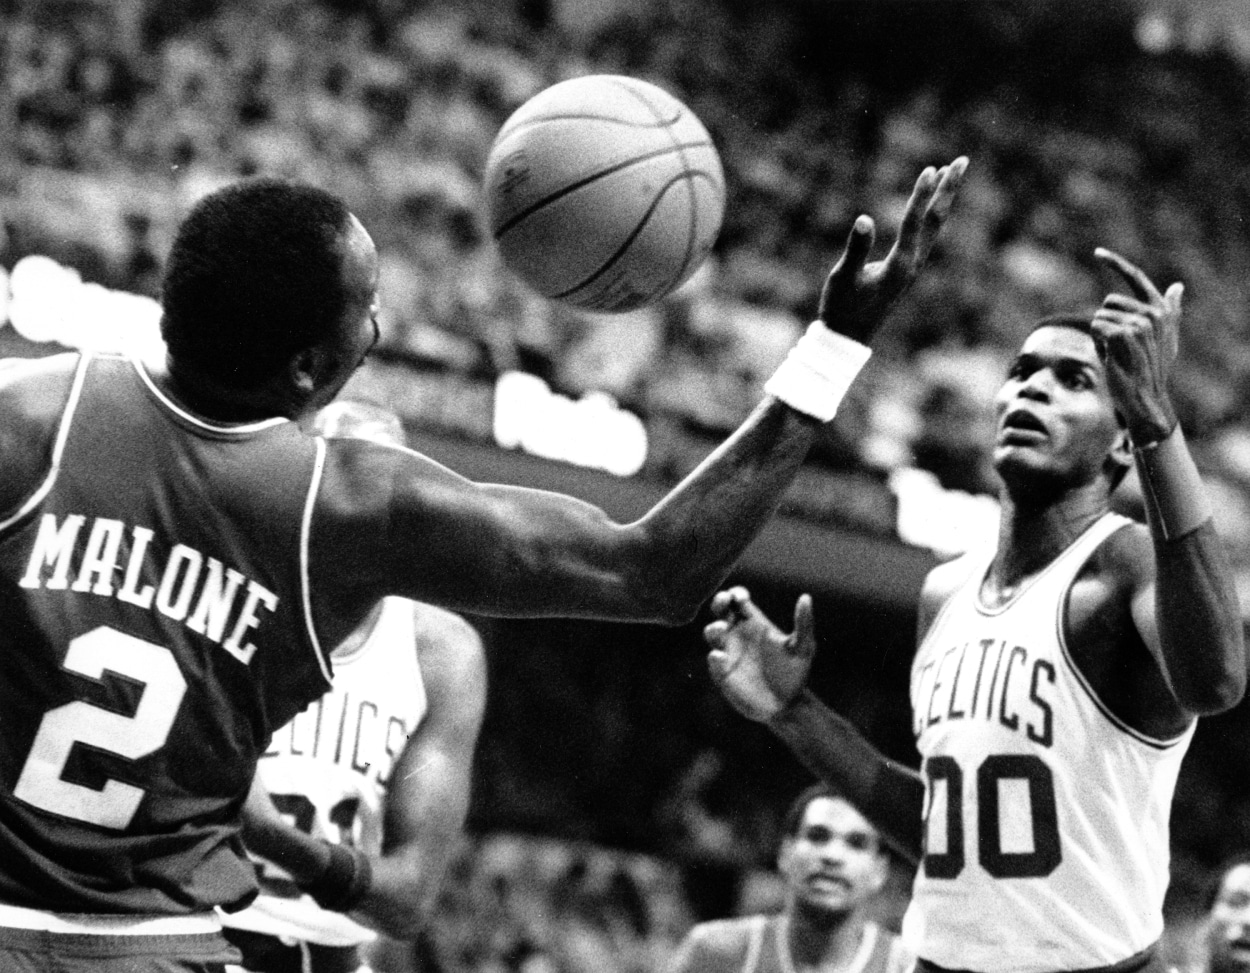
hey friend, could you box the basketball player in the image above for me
[0,160,967,971]
[217,402,487,973]
[702,249,1246,973]
[667,783,912,973]
[1195,856,1250,973]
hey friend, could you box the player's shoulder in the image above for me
[410,601,483,649]
[679,915,767,958]
[919,551,978,614]
[1082,513,1152,589]
[0,353,84,512]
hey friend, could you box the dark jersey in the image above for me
[0,353,334,915]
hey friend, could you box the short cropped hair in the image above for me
[1028,311,1097,337]
[1205,853,1250,911]
[161,179,356,389]
[780,782,849,840]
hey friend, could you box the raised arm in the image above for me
[355,606,486,938]
[239,606,487,939]
[317,159,969,629]
[703,588,924,864]
[1093,248,1247,715]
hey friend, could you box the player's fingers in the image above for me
[1099,293,1152,316]
[709,586,751,621]
[792,594,817,659]
[836,215,876,277]
[894,167,937,254]
[1164,282,1185,317]
[703,620,729,648]
[1094,248,1163,305]
[706,649,732,683]
[924,156,968,229]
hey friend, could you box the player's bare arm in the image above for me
[312,159,969,638]
[704,587,924,863]
[352,606,487,938]
[1090,248,1246,717]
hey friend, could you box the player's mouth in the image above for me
[807,872,851,893]
[999,408,1048,443]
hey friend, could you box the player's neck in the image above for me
[153,359,302,424]
[991,488,1110,590]
[782,908,869,973]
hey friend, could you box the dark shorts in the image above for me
[0,925,240,973]
[221,927,363,973]
[916,942,1174,973]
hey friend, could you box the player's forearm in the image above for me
[769,689,924,863]
[1153,522,1246,713]
[626,399,822,622]
[1136,426,1247,712]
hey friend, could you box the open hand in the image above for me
[1092,247,1182,445]
[704,587,817,723]
[817,156,969,343]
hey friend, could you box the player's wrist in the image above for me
[764,321,872,422]
[305,842,373,913]
[1133,423,1212,542]
[767,686,815,729]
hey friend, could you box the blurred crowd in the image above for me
[4,0,1250,969]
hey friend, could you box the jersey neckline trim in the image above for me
[972,513,1130,618]
[130,357,290,435]
[0,352,91,534]
[300,437,333,687]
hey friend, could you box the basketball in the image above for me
[482,75,725,313]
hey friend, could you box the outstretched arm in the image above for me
[704,588,924,864]
[318,160,969,629]
[1093,249,1246,715]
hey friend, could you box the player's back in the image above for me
[0,352,335,915]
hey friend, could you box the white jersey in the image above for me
[221,597,425,946]
[902,513,1193,973]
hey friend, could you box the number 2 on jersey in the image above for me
[14,626,187,830]
[923,753,1061,879]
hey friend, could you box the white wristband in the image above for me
[764,322,872,422]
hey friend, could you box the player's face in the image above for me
[1208,864,1250,973]
[304,215,381,413]
[778,796,888,919]
[992,326,1126,493]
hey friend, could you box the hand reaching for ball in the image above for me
[818,156,969,343]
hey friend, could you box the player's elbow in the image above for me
[1179,665,1246,715]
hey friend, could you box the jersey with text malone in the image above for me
[0,352,334,915]
[902,512,1193,973]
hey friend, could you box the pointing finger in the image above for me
[1094,247,1163,305]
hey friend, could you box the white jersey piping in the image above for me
[0,352,91,534]
[300,437,333,686]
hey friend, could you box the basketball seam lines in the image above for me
[618,78,705,299]
[552,172,713,303]
[501,112,685,136]
[492,143,714,239]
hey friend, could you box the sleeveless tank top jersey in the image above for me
[0,353,335,915]
[222,597,426,947]
[684,915,910,973]
[902,513,1194,973]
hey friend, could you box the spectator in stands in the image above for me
[1194,855,1250,973]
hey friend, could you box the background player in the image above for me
[667,782,911,973]
[1192,856,1250,973]
[702,249,1246,973]
[219,402,488,973]
[0,160,967,970]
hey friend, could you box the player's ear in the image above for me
[1107,426,1133,481]
[288,345,326,397]
[867,847,890,896]
[777,837,795,876]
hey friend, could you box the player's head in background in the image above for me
[776,783,889,923]
[1203,855,1250,973]
[160,178,380,416]
[312,399,406,448]
[992,311,1132,502]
